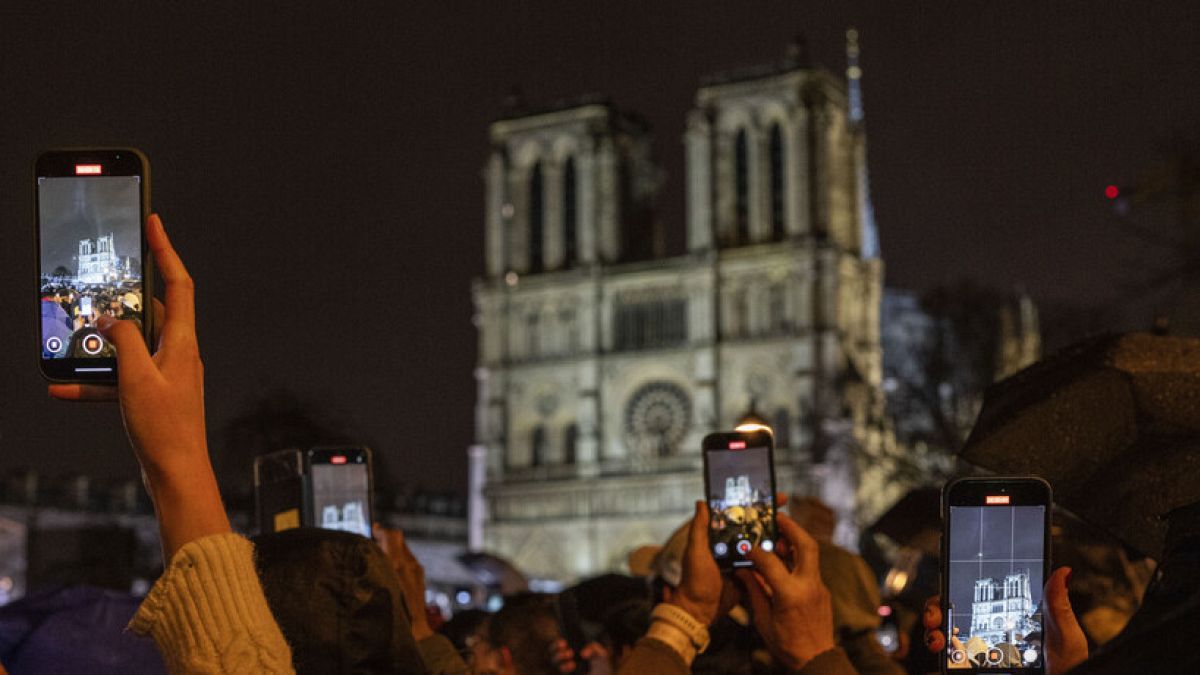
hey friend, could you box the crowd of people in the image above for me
[23,214,1199,674]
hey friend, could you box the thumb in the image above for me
[1043,567,1087,673]
[97,316,155,382]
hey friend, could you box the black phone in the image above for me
[702,428,778,570]
[941,477,1052,673]
[306,447,374,538]
[36,149,152,383]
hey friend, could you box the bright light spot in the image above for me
[877,604,893,617]
[884,569,909,594]
[504,271,519,286]
[847,66,863,79]
[456,591,472,605]
[1105,185,1120,199]
[1024,648,1038,663]
[761,539,774,552]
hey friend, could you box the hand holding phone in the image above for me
[737,513,836,670]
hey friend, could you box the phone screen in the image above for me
[704,433,777,569]
[309,453,372,538]
[945,502,1047,670]
[37,151,146,378]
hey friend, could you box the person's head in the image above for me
[252,528,426,675]
[600,597,652,669]
[441,609,503,675]
[488,593,562,675]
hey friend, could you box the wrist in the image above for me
[667,595,717,627]
[778,639,837,671]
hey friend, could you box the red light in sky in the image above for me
[729,441,746,449]
[1105,185,1120,199]
[330,455,348,465]
[75,164,102,175]
[986,495,1011,505]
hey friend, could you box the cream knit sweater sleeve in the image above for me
[129,533,295,674]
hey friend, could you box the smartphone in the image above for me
[703,429,778,570]
[941,477,1052,673]
[306,447,374,538]
[36,149,152,382]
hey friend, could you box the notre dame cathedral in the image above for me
[471,38,908,583]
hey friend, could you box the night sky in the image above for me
[2,2,1197,498]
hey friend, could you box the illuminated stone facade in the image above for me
[472,55,902,582]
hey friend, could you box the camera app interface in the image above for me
[706,445,775,566]
[946,505,1046,669]
[38,176,142,360]
[310,462,371,538]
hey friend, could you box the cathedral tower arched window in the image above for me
[769,124,785,241]
[774,408,791,450]
[734,129,750,245]
[531,425,546,467]
[529,162,545,273]
[564,423,578,464]
[563,157,577,268]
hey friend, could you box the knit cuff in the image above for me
[130,533,294,674]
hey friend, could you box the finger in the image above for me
[1044,567,1083,643]
[146,214,196,336]
[775,513,819,578]
[735,569,772,623]
[97,316,157,385]
[688,500,709,553]
[923,595,943,631]
[48,383,118,401]
[745,539,792,592]
[925,628,945,654]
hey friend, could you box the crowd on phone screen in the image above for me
[39,280,142,357]
[15,217,1199,675]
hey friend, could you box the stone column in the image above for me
[485,150,507,277]
[789,106,810,237]
[576,360,600,477]
[749,124,769,243]
[685,109,714,252]
[508,167,530,273]
[578,145,597,264]
[544,162,564,270]
[467,444,487,552]
[595,137,620,262]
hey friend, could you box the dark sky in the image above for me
[2,2,1198,497]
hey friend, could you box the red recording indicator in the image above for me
[985,495,1011,505]
[330,455,348,465]
[729,441,746,450]
[75,164,103,175]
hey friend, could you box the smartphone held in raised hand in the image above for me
[35,148,153,383]
[702,427,778,571]
[941,476,1052,673]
